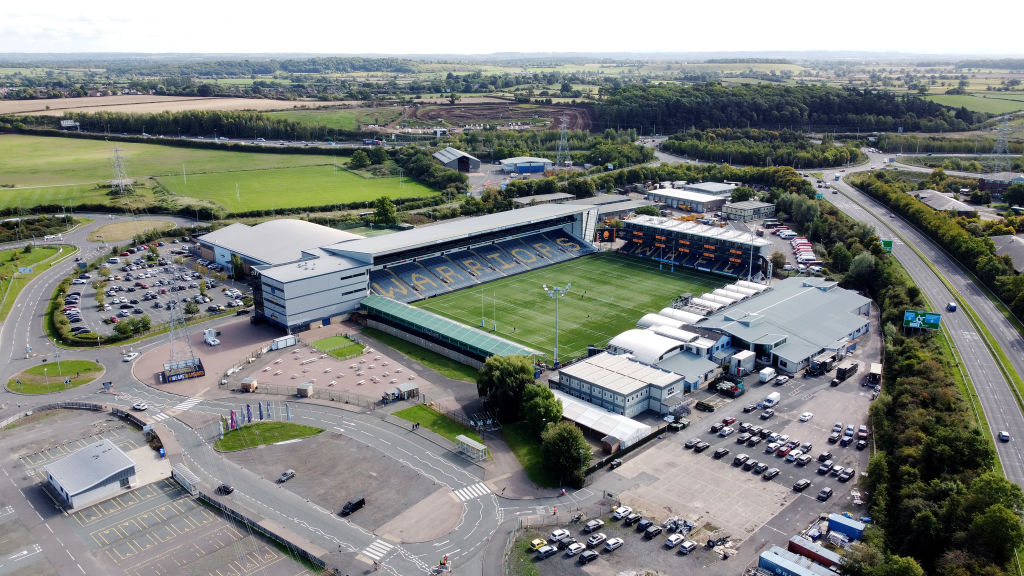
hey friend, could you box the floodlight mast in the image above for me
[542,283,571,366]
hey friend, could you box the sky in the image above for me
[1,0,1020,56]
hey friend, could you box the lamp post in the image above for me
[542,283,570,366]
[44,367,48,393]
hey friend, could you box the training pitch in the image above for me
[414,252,727,363]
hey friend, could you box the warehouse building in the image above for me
[500,156,553,174]
[759,546,836,576]
[978,171,1024,201]
[646,189,727,213]
[432,147,480,172]
[722,200,776,222]
[44,439,136,510]
[914,189,976,216]
[695,276,871,374]
[682,181,738,198]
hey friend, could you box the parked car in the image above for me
[586,533,607,548]
[644,525,663,539]
[216,484,234,495]
[677,540,698,555]
[277,470,295,483]
[799,412,813,422]
[760,409,775,420]
[713,447,730,459]
[535,545,557,559]
[612,506,632,520]
[838,468,856,482]
[623,513,642,526]
[578,550,599,564]
[604,537,624,551]
[762,468,780,480]
[684,437,701,449]
[693,441,711,453]
[566,542,586,556]
[793,478,812,492]
[583,519,604,533]
[817,487,834,501]
[665,534,685,548]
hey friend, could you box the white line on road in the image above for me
[66,550,75,561]
[45,523,52,533]
[78,563,85,574]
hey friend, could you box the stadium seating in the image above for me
[618,241,641,256]
[418,256,478,291]
[472,244,531,275]
[544,231,595,257]
[368,269,421,302]
[449,251,506,282]
[389,262,449,298]
[496,238,546,269]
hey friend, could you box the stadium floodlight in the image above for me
[542,282,571,366]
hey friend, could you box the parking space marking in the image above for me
[362,539,393,561]
[453,482,491,502]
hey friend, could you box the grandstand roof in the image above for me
[627,215,772,247]
[199,220,363,266]
[360,295,540,357]
[513,192,575,206]
[608,329,686,363]
[595,199,656,216]
[324,204,594,261]
[258,248,367,283]
[551,389,652,449]
[432,147,479,164]
[560,352,683,396]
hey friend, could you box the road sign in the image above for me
[17,267,32,274]
[815,192,824,200]
[903,309,942,330]
[880,240,893,253]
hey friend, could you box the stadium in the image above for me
[197,204,773,364]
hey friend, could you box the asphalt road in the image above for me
[825,151,1024,485]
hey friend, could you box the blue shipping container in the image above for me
[828,513,865,540]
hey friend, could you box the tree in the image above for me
[184,301,199,317]
[878,555,925,576]
[476,355,535,422]
[969,504,1024,564]
[541,421,590,488]
[1004,183,1024,207]
[522,384,563,438]
[373,196,398,226]
[367,146,388,165]
[830,243,852,273]
[230,253,245,280]
[731,186,756,202]
[770,251,787,272]
[349,150,371,169]
[448,92,460,105]
[846,252,877,290]
[113,321,133,338]
[136,315,152,333]
[634,205,660,216]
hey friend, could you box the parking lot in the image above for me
[0,409,311,576]
[64,239,253,339]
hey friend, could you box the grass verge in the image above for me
[393,404,482,444]
[501,422,556,488]
[0,245,62,321]
[506,530,544,576]
[214,421,323,452]
[7,360,102,394]
[360,327,479,382]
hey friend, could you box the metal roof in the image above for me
[199,220,363,266]
[559,351,683,396]
[684,181,737,194]
[595,199,655,215]
[627,215,771,247]
[433,147,479,164]
[500,156,552,165]
[257,247,366,283]
[726,200,774,210]
[513,192,575,205]
[647,189,723,203]
[44,439,134,497]
[608,329,686,363]
[565,194,633,206]
[361,295,539,357]
[324,204,594,260]
[551,390,652,449]
[991,234,1024,274]
[914,189,975,213]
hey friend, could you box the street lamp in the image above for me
[44,366,48,393]
[542,283,571,366]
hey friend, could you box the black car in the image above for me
[838,468,856,482]
[710,422,725,433]
[608,458,623,469]
[742,459,759,471]
[760,409,775,420]
[828,432,841,443]
[623,513,642,526]
[216,484,234,495]
[713,447,730,459]
[753,462,769,474]
[818,451,833,462]
[855,439,868,450]
[578,550,599,564]
[644,525,663,539]
[684,437,701,449]
[817,487,833,501]
[840,435,854,447]
[556,537,577,550]
[762,467,780,480]
[743,403,758,413]
[636,519,654,532]
[793,479,812,492]
[693,441,711,453]
[732,454,749,466]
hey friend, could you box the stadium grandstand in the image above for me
[619,215,771,279]
[246,204,599,332]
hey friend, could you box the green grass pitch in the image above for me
[414,252,728,364]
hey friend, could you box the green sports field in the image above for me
[414,252,726,364]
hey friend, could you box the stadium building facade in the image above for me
[245,205,599,332]
[619,215,771,278]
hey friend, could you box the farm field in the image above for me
[0,134,434,213]
[414,252,725,364]
[156,166,429,212]
[0,95,338,116]
[268,107,405,131]
[924,93,1024,114]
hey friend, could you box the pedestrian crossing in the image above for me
[453,482,491,502]
[361,539,393,561]
[172,397,203,411]
[151,412,170,422]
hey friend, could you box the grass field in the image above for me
[7,360,102,394]
[392,405,482,444]
[925,94,1024,114]
[0,134,436,213]
[310,335,365,359]
[88,220,175,242]
[414,252,726,364]
[214,421,323,452]
[268,107,404,130]
[156,166,429,212]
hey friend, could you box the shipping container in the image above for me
[788,535,842,568]
[835,360,861,382]
[271,335,297,350]
[759,546,835,576]
[828,513,865,540]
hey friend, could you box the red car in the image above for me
[109,316,119,323]
[777,445,793,456]
[721,417,737,425]
[120,251,130,256]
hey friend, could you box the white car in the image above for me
[550,528,570,542]
[612,505,632,520]
[604,537,623,552]
[776,375,790,384]
[123,352,140,362]
[566,542,586,556]
[665,533,685,548]
[132,401,148,411]
[799,412,814,422]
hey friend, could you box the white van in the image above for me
[107,257,120,264]
[778,231,797,239]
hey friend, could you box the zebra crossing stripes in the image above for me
[172,397,203,411]
[150,412,170,422]
[453,482,491,502]
[361,539,393,561]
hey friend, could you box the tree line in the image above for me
[872,133,1024,155]
[661,128,862,168]
[595,83,983,133]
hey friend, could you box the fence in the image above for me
[1,401,106,429]
[501,503,608,575]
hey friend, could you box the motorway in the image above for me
[824,152,1024,484]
